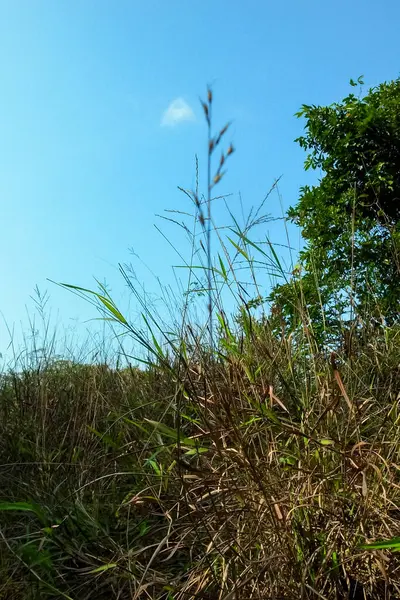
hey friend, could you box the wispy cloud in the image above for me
[161,98,195,127]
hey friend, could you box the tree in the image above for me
[270,77,400,345]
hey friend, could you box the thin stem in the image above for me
[207,95,213,354]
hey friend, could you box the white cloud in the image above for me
[161,98,195,127]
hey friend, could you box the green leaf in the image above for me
[360,537,400,551]
[227,237,250,261]
[216,312,233,341]
[319,439,335,446]
[184,447,209,456]
[139,520,150,537]
[87,426,119,449]
[59,283,128,325]
[88,563,118,574]
[266,238,287,281]
[244,364,255,383]
[144,419,201,448]
[97,295,128,325]
[0,501,46,523]
[123,417,150,435]
[232,231,269,260]
[147,459,161,476]
[218,254,228,282]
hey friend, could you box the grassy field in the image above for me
[1,315,399,599]
[1,90,399,599]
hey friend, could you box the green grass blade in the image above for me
[360,537,400,551]
[0,501,46,524]
[227,237,250,261]
[88,563,118,574]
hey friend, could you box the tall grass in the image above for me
[0,90,399,600]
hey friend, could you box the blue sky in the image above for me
[0,0,399,359]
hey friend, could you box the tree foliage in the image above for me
[271,77,400,344]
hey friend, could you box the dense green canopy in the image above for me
[270,77,400,343]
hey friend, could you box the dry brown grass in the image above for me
[0,319,399,599]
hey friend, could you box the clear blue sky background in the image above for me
[1,0,399,360]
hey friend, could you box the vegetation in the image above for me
[270,77,400,343]
[0,80,399,599]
